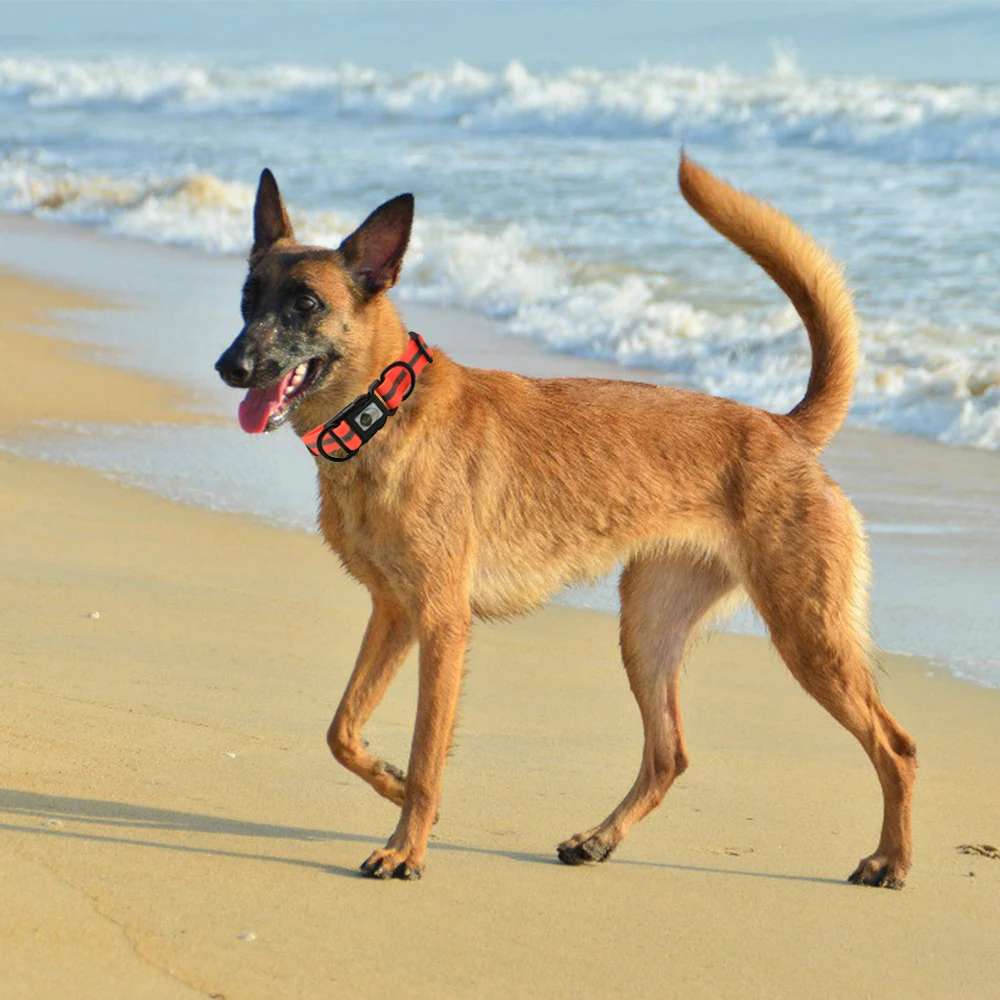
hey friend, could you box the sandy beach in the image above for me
[2,264,999,999]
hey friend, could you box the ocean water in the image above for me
[2,1,999,449]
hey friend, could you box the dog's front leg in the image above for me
[328,594,416,807]
[360,608,470,880]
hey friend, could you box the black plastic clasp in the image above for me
[311,334,430,463]
[314,384,391,462]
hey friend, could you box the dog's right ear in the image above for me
[251,168,294,260]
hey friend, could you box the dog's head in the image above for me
[215,170,414,434]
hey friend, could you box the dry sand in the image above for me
[1,268,998,999]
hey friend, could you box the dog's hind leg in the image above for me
[328,593,415,807]
[744,494,917,888]
[558,553,735,866]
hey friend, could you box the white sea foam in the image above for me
[2,54,1000,164]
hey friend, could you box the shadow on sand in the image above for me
[0,787,844,885]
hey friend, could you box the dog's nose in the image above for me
[215,339,255,388]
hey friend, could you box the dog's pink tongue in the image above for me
[237,371,294,434]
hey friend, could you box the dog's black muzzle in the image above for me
[216,326,280,389]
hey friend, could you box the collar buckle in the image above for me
[314,383,391,462]
[307,332,432,463]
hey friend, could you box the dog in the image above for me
[215,155,916,885]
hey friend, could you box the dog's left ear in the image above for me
[252,168,294,260]
[339,194,414,297]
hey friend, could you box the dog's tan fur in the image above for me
[231,156,916,885]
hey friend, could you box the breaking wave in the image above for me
[2,53,1000,165]
[3,156,995,452]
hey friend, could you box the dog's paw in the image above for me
[847,853,908,889]
[359,847,424,881]
[557,833,617,866]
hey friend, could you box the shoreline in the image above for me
[1,210,998,686]
[1,230,999,997]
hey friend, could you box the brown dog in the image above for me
[215,156,916,885]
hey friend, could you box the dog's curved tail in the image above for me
[678,154,859,453]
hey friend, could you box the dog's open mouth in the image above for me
[238,358,325,434]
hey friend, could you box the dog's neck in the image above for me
[289,296,411,439]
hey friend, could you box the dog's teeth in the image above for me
[295,363,307,375]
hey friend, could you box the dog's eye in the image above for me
[295,295,318,314]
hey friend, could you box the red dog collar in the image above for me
[300,332,433,462]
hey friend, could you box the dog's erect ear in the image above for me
[252,168,294,259]
[339,194,414,297]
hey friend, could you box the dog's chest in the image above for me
[315,467,413,577]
